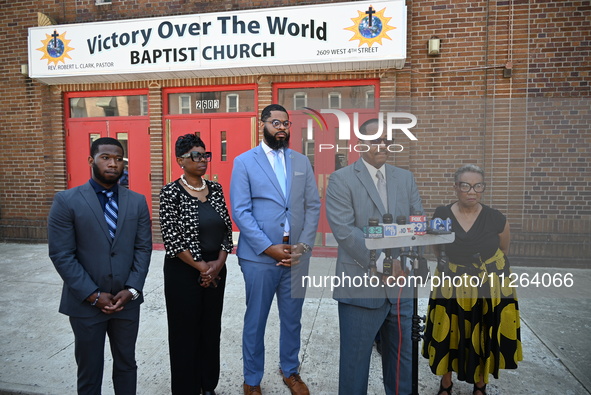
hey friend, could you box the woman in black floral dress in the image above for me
[159,134,233,395]
[422,164,522,395]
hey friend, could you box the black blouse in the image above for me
[159,179,233,261]
[434,203,506,266]
[196,199,227,260]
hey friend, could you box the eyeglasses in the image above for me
[456,182,486,193]
[263,119,292,129]
[180,151,212,162]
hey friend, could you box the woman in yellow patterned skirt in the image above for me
[422,164,522,395]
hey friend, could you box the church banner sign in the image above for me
[28,0,407,83]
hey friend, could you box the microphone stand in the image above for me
[410,245,429,395]
[365,215,453,395]
[396,216,423,395]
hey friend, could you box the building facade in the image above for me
[1,0,589,266]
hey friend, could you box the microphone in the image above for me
[396,215,410,273]
[408,210,426,278]
[436,245,449,274]
[409,210,427,235]
[366,218,380,277]
[415,247,429,281]
[382,214,394,276]
[369,248,378,277]
[364,217,384,239]
[428,217,452,234]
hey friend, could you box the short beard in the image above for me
[263,125,290,150]
[92,163,123,186]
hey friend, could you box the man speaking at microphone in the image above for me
[326,118,423,395]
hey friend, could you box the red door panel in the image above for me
[66,119,152,212]
[108,119,151,207]
[167,117,254,232]
[210,117,254,230]
[66,120,107,188]
[167,119,212,182]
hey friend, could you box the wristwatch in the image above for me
[127,287,140,300]
[299,243,312,254]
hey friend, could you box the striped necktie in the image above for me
[376,169,388,212]
[102,190,118,239]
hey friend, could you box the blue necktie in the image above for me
[274,150,287,196]
[102,190,118,239]
[273,150,290,234]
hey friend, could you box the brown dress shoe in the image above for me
[282,373,310,395]
[243,383,262,395]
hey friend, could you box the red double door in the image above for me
[165,116,255,231]
[66,118,152,210]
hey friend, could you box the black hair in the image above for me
[261,104,288,122]
[175,133,206,157]
[90,137,123,157]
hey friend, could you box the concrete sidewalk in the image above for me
[0,243,589,394]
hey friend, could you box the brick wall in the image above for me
[1,0,589,266]
[400,0,590,265]
[0,2,50,241]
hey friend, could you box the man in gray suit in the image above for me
[48,137,152,395]
[326,119,423,395]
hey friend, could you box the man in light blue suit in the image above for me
[326,119,423,395]
[231,104,320,395]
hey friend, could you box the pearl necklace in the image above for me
[181,174,206,192]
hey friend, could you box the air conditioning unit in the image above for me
[96,0,112,5]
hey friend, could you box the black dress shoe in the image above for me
[203,391,216,395]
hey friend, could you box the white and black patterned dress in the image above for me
[158,179,233,393]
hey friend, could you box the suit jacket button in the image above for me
[280,223,285,227]
[111,252,115,257]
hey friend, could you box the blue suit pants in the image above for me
[69,310,139,395]
[239,258,304,386]
[338,298,413,395]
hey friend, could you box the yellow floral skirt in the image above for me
[421,249,523,384]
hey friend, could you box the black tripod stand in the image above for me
[399,246,429,395]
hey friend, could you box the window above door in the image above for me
[167,89,255,115]
[69,95,148,118]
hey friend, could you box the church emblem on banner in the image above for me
[36,30,75,65]
[345,5,396,47]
